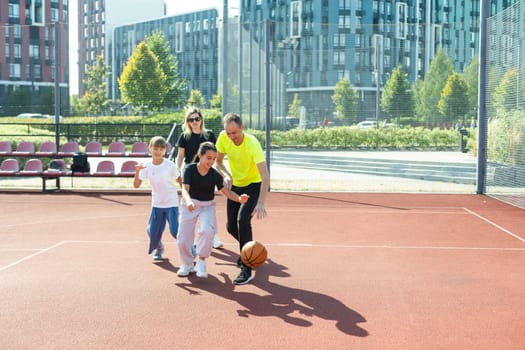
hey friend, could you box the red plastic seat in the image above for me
[85,141,103,156]
[118,160,138,177]
[12,141,35,156]
[58,141,79,157]
[129,142,149,157]
[0,159,20,175]
[19,159,43,176]
[0,141,12,156]
[92,160,115,176]
[43,159,68,177]
[36,142,57,157]
[106,141,126,157]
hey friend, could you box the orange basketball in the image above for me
[241,241,268,268]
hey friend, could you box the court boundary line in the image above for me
[2,240,523,273]
[463,207,525,243]
[0,241,66,272]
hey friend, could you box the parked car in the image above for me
[357,120,377,129]
[16,113,44,119]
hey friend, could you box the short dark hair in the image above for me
[223,112,242,126]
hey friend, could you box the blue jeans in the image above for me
[146,206,179,254]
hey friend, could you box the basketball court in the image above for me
[1,191,524,349]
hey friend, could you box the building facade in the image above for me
[236,0,516,123]
[0,0,69,116]
[77,0,165,97]
[112,8,219,106]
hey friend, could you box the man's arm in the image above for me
[214,152,232,190]
[254,161,269,219]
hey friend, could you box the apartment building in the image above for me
[77,0,165,97]
[0,0,69,116]
[237,0,516,121]
[112,8,219,105]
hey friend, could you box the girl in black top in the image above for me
[176,142,249,278]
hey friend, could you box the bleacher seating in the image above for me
[0,140,170,192]
[12,142,35,157]
[0,141,12,156]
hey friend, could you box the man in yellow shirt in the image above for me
[215,113,270,285]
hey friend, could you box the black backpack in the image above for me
[71,153,90,173]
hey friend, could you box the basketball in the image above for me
[241,240,268,268]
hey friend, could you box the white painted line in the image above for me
[463,207,525,243]
[0,241,66,272]
[265,243,525,251]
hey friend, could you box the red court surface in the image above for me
[1,191,524,349]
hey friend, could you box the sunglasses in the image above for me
[188,116,201,122]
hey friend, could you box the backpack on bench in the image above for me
[71,153,90,173]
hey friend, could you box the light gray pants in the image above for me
[177,198,216,266]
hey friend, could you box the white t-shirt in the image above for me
[139,159,180,208]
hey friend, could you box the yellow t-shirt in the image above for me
[216,131,265,187]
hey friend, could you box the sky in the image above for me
[69,0,236,95]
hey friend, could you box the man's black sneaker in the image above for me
[233,268,253,285]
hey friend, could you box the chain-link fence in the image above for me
[485,1,525,208]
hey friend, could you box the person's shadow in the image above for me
[175,249,368,337]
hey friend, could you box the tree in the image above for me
[210,93,222,109]
[438,72,469,123]
[462,56,479,118]
[81,55,110,116]
[187,89,205,107]
[380,64,413,125]
[288,93,302,118]
[119,41,168,112]
[145,31,187,108]
[70,94,88,116]
[492,68,519,113]
[331,77,358,124]
[413,49,454,122]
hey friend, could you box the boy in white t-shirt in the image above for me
[134,136,181,260]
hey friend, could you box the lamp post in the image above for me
[374,34,383,129]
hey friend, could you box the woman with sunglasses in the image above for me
[175,107,223,249]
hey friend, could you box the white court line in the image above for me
[58,240,525,252]
[463,207,525,243]
[2,213,147,229]
[0,241,66,273]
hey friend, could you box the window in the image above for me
[31,0,45,26]
[339,0,350,9]
[30,45,39,59]
[176,22,184,52]
[5,44,10,58]
[14,44,21,58]
[8,4,20,18]
[333,50,345,65]
[396,3,407,40]
[339,15,351,29]
[290,1,302,38]
[10,64,21,78]
[431,24,442,58]
[14,25,21,39]
[334,33,345,47]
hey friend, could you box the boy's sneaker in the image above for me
[233,267,253,285]
[177,264,195,277]
[213,235,224,249]
[153,243,164,260]
[195,260,208,278]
